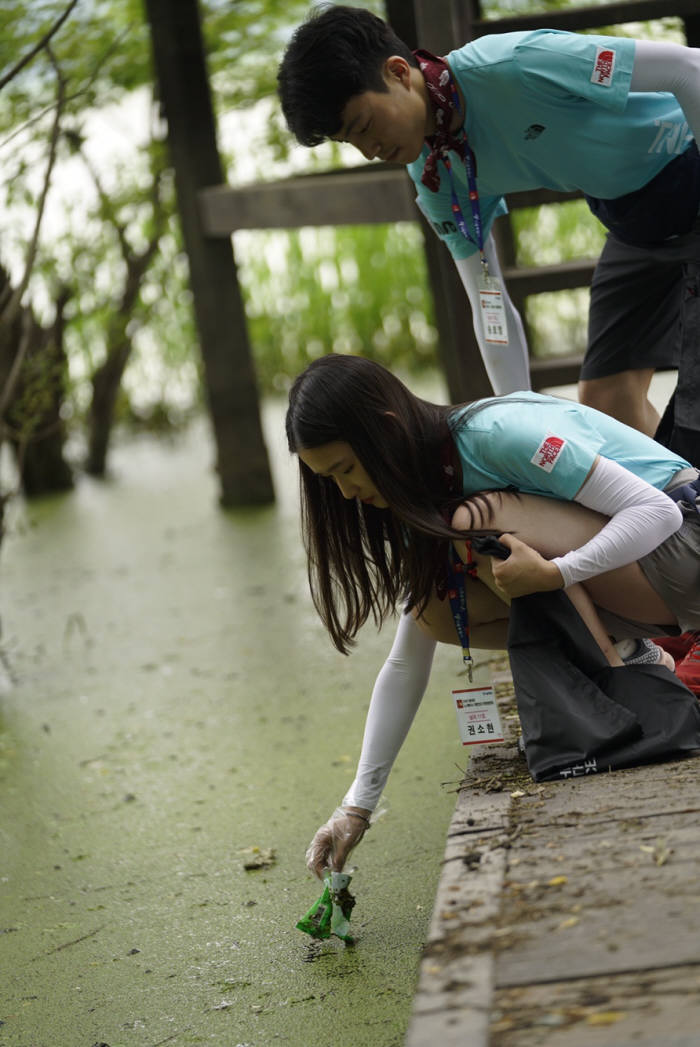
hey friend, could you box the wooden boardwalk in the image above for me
[406,672,700,1047]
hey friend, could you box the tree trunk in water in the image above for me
[86,339,131,477]
[0,272,73,497]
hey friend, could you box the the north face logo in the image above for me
[531,433,566,472]
[591,46,615,86]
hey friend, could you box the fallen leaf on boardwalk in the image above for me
[241,846,276,870]
[586,1011,627,1026]
[510,790,526,798]
[547,875,568,887]
[654,844,673,865]
[559,916,579,929]
[639,840,673,865]
[490,1018,515,1033]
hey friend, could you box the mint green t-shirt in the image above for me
[410,30,693,259]
[449,392,691,499]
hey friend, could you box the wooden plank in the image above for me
[492,756,700,987]
[492,965,700,1047]
[198,171,586,237]
[530,355,583,390]
[496,854,700,985]
[198,167,416,234]
[472,0,699,37]
[503,259,597,296]
[506,188,584,211]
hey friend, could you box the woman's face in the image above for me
[298,441,389,509]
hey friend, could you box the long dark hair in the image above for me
[286,354,492,653]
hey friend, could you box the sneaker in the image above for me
[615,638,673,669]
[652,631,698,666]
[675,633,700,696]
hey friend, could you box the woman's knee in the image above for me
[413,581,510,647]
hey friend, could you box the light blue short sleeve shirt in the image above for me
[449,392,691,498]
[409,30,692,259]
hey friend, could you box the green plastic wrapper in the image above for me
[296,871,356,943]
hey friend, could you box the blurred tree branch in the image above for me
[0,0,79,92]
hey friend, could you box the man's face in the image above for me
[332,57,427,165]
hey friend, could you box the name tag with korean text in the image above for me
[478,274,509,346]
[453,685,505,745]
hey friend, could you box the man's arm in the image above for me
[631,40,700,145]
[454,233,531,395]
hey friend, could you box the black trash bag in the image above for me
[471,536,700,782]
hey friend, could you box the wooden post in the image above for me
[683,12,700,46]
[143,0,274,505]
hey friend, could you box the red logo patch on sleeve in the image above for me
[531,433,566,472]
[591,46,616,87]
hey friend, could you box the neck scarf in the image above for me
[413,49,469,192]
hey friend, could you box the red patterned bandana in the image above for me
[413,48,469,192]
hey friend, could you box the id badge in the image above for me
[452,685,504,746]
[478,275,509,346]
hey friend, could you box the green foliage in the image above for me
[237,222,437,391]
[6,342,65,443]
[510,200,605,360]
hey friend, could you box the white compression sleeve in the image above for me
[342,611,437,812]
[454,233,531,395]
[551,456,683,588]
[631,39,700,146]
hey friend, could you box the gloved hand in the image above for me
[305,806,371,879]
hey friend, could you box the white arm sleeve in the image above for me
[631,40,700,146]
[454,232,531,395]
[551,456,683,588]
[342,611,437,812]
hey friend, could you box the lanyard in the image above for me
[443,144,485,260]
[443,76,486,267]
[446,543,478,682]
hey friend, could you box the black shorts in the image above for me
[581,143,700,381]
[581,220,700,380]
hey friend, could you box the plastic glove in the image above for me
[305,806,371,879]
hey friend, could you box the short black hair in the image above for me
[277,5,417,147]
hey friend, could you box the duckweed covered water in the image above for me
[0,398,476,1047]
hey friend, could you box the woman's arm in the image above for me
[550,455,683,587]
[631,39,700,146]
[342,610,437,810]
[305,611,437,877]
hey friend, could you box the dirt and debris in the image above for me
[240,846,276,870]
